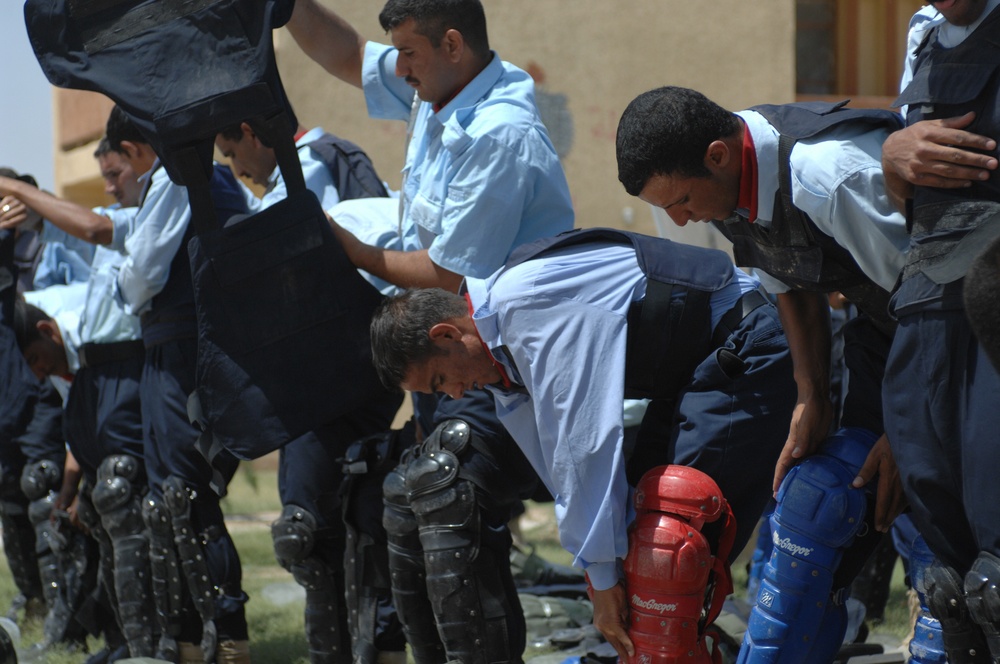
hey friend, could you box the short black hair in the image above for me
[616,86,741,196]
[105,106,149,153]
[379,0,489,57]
[13,300,51,352]
[93,136,113,158]
[370,288,468,388]
[217,123,244,143]
[0,168,38,188]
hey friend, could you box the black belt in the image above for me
[711,288,770,347]
[78,340,146,369]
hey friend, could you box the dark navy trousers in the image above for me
[884,307,1000,573]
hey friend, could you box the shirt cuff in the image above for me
[584,560,621,591]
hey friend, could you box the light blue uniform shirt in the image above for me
[248,127,342,212]
[328,197,403,297]
[23,283,87,374]
[362,43,574,277]
[115,162,191,316]
[466,241,759,590]
[36,223,95,288]
[79,206,143,347]
[736,110,909,294]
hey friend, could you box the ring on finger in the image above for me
[1,204,9,213]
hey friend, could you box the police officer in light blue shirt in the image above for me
[287,1,574,661]
[368,229,797,661]
[216,122,343,212]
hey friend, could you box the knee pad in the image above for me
[626,464,737,664]
[381,461,444,664]
[142,493,184,662]
[20,459,61,502]
[163,476,217,660]
[966,551,1000,660]
[926,562,991,664]
[271,505,318,571]
[92,456,145,534]
[739,427,874,664]
[406,441,522,663]
[746,507,775,605]
[909,536,948,664]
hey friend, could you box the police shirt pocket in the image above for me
[409,192,444,236]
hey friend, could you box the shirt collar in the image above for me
[734,110,781,226]
[735,121,759,223]
[432,52,504,124]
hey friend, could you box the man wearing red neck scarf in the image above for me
[617,85,911,662]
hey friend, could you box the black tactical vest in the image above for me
[502,228,734,401]
[140,164,249,347]
[26,0,393,462]
[711,101,902,330]
[305,133,389,201]
[894,4,1000,286]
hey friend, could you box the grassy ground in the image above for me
[0,463,914,662]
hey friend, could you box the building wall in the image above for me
[274,0,796,236]
[51,1,797,234]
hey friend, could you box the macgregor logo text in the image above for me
[631,594,678,614]
[772,531,814,557]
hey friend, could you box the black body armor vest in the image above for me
[26,0,393,462]
[305,133,389,201]
[711,101,902,329]
[894,5,1000,286]
[503,228,734,401]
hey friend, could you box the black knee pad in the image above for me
[20,459,61,502]
[271,504,317,570]
[926,563,991,664]
[966,551,1000,660]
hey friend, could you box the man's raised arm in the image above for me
[285,0,368,89]
[0,176,113,246]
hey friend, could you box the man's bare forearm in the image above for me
[286,0,367,88]
[0,176,113,245]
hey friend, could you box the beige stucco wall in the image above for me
[274,0,796,236]
[52,0,797,230]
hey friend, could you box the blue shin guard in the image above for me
[909,535,948,664]
[737,427,876,664]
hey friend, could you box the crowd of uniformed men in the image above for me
[0,0,999,663]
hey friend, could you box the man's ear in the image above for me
[35,319,59,343]
[428,322,462,342]
[239,122,258,144]
[119,140,141,161]
[441,28,464,63]
[705,139,732,171]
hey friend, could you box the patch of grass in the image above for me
[0,486,918,661]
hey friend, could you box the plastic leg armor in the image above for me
[163,476,217,664]
[965,552,1000,661]
[908,536,948,664]
[0,466,43,621]
[925,561,991,663]
[624,465,736,664]
[92,455,155,658]
[405,419,523,664]
[78,485,129,653]
[737,427,875,664]
[746,507,775,606]
[20,459,73,647]
[382,456,446,664]
[143,492,185,662]
[271,504,348,663]
[342,429,406,664]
